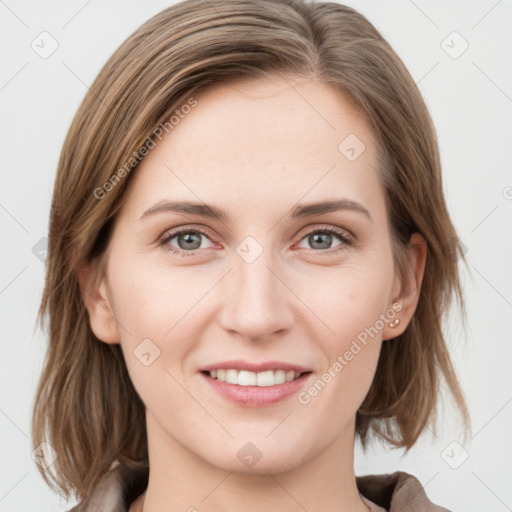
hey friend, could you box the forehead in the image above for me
[122,74,383,218]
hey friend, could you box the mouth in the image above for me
[199,369,314,407]
[200,369,311,387]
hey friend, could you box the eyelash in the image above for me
[159,225,354,258]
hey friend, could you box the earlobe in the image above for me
[382,233,427,341]
[77,263,121,345]
[382,299,405,340]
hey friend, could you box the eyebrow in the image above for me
[139,198,371,222]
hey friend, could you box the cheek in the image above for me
[294,259,394,346]
[296,273,386,432]
[293,255,392,403]
[106,257,200,393]
[109,252,206,336]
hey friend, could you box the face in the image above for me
[85,74,413,475]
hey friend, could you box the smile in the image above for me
[205,369,306,387]
[200,370,313,407]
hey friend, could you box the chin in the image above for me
[195,436,312,475]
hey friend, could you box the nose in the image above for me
[218,247,295,342]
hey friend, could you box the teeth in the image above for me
[208,369,302,386]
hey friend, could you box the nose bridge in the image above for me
[238,248,276,304]
[219,241,293,340]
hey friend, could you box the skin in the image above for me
[79,74,426,512]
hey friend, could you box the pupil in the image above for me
[311,233,331,249]
[179,232,201,250]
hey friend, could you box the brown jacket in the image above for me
[68,462,450,512]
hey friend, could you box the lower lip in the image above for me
[199,371,313,407]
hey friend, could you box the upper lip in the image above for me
[200,359,312,374]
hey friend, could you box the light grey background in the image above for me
[1,1,511,511]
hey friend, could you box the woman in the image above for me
[31,1,471,511]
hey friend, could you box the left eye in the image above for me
[296,228,352,251]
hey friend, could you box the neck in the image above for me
[134,411,370,512]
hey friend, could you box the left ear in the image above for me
[382,232,427,340]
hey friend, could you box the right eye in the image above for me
[159,226,217,257]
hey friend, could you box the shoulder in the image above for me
[63,466,126,512]
[356,471,451,512]
[63,461,148,512]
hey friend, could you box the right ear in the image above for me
[77,260,121,344]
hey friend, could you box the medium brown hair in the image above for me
[32,0,471,501]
